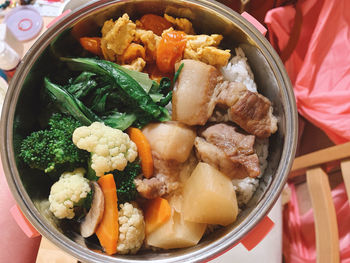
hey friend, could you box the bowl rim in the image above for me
[0,0,298,262]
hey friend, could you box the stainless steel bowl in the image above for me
[0,0,297,262]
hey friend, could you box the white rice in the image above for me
[220,47,269,207]
[255,138,269,177]
[220,47,257,93]
[232,177,259,207]
[232,139,268,207]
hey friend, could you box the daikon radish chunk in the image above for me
[146,209,206,249]
[182,162,238,226]
[142,121,196,162]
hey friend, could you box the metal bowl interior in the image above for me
[0,0,297,262]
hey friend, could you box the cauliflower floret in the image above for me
[117,202,145,254]
[48,168,91,219]
[101,14,136,62]
[164,14,195,34]
[72,122,138,177]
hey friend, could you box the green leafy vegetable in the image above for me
[82,188,94,211]
[61,57,171,123]
[173,62,184,83]
[44,57,176,130]
[112,161,141,205]
[117,66,154,93]
[44,78,101,125]
[75,188,94,221]
[19,113,89,178]
[86,157,98,181]
[66,72,97,99]
[102,112,137,131]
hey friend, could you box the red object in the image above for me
[240,215,275,250]
[156,30,186,73]
[0,158,41,262]
[4,68,17,79]
[18,18,33,32]
[241,12,267,36]
[204,215,274,262]
[10,205,40,238]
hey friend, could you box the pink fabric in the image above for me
[0,159,41,263]
[283,183,350,263]
[265,1,350,262]
[265,0,350,144]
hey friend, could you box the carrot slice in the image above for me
[156,30,186,73]
[127,127,154,179]
[144,197,171,235]
[95,174,119,255]
[140,14,172,36]
[79,37,102,56]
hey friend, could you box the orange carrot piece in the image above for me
[79,37,102,56]
[156,30,186,73]
[128,127,154,179]
[144,197,171,235]
[139,14,172,36]
[95,174,119,255]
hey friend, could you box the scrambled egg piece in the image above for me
[184,34,231,67]
[101,19,116,61]
[197,46,231,67]
[122,57,146,72]
[164,14,195,34]
[100,12,230,69]
[120,43,146,64]
[101,14,136,62]
[135,29,161,61]
[185,34,222,49]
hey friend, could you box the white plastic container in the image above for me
[0,23,23,71]
[0,75,8,114]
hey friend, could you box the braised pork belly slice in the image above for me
[134,173,180,199]
[172,60,277,137]
[137,122,197,199]
[201,123,255,156]
[216,82,278,138]
[194,123,260,179]
[134,152,181,199]
[172,59,221,125]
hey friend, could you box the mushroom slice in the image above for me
[80,181,105,238]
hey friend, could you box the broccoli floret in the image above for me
[20,113,89,177]
[112,161,141,205]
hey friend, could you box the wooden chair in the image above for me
[290,142,350,263]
